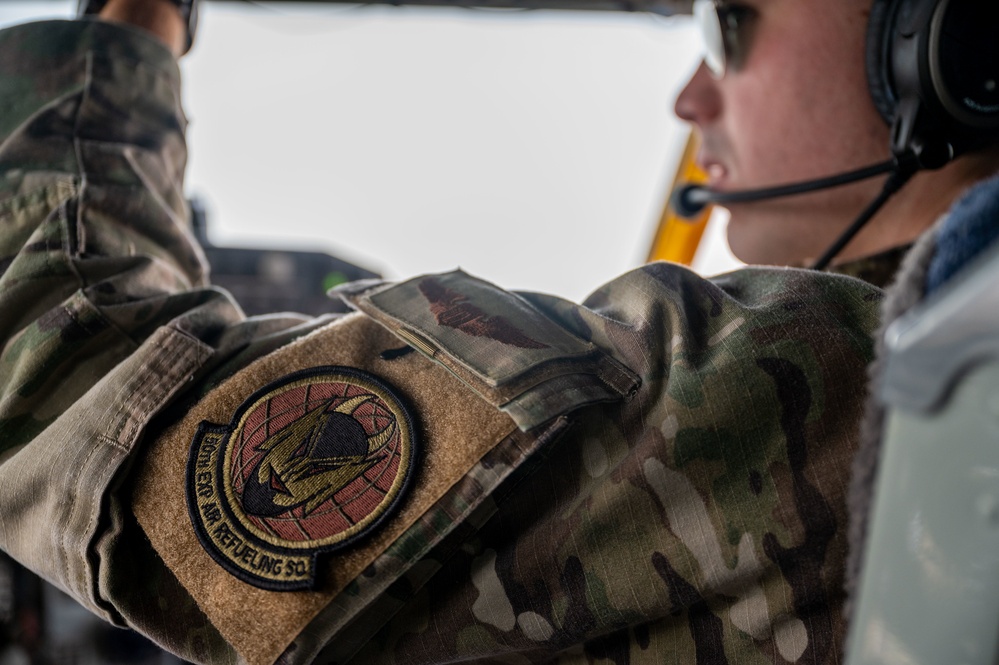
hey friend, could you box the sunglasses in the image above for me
[693,0,758,78]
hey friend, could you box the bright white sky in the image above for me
[1,1,741,301]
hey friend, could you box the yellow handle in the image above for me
[646,131,713,266]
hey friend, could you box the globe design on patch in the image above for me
[228,380,404,546]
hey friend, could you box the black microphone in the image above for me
[670,159,898,219]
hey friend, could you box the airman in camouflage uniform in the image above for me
[0,2,994,664]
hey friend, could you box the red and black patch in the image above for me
[186,366,418,591]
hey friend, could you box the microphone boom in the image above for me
[671,159,897,219]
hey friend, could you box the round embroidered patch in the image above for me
[186,366,418,590]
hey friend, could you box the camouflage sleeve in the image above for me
[0,19,326,660]
[0,17,885,665]
[311,265,882,664]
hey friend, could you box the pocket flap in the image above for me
[336,270,639,430]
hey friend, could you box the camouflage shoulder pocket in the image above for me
[337,269,640,431]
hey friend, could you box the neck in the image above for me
[836,150,999,266]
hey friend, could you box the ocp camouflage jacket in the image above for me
[0,19,884,665]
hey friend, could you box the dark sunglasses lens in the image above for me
[695,1,756,78]
[719,6,751,73]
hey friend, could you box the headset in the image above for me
[673,0,999,269]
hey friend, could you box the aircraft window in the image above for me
[0,1,741,302]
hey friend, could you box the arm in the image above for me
[0,13,315,660]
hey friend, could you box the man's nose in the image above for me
[674,61,722,126]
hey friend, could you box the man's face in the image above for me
[675,0,890,265]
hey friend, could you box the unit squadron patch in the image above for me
[186,366,418,591]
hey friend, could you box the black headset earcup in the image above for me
[865,0,898,126]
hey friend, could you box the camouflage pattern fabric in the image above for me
[300,265,881,664]
[816,244,909,290]
[0,18,885,664]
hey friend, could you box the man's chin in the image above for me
[725,207,815,267]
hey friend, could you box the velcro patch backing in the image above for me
[132,313,517,665]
